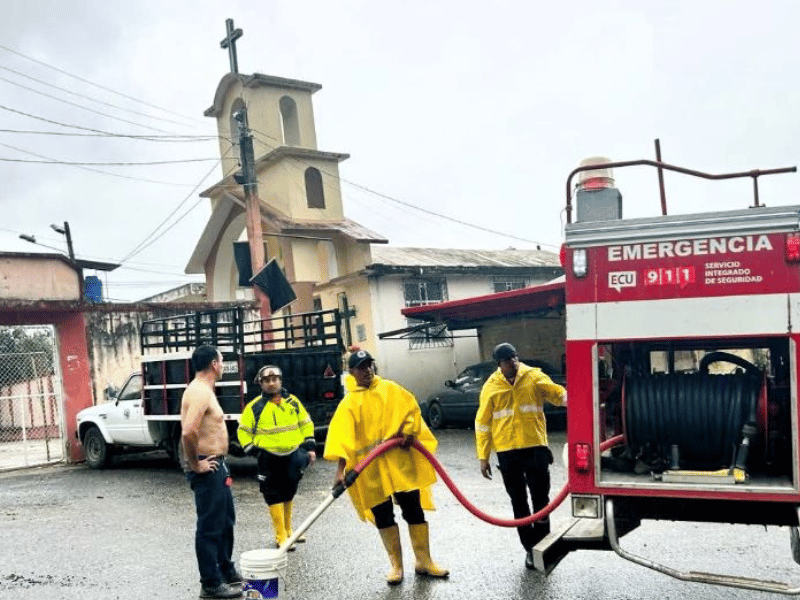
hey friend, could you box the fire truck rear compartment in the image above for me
[597,338,795,494]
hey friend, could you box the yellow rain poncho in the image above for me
[475,362,566,460]
[323,375,438,523]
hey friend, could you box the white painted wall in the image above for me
[372,274,490,402]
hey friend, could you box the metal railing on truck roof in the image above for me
[140,307,343,354]
[565,159,796,224]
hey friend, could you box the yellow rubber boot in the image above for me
[283,501,305,543]
[377,525,404,585]
[268,503,287,548]
[408,523,449,578]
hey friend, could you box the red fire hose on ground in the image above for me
[281,434,624,552]
[337,434,625,528]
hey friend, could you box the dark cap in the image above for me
[492,343,517,362]
[348,349,374,369]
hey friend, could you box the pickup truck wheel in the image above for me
[428,402,445,430]
[83,426,111,469]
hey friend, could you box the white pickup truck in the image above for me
[75,372,167,468]
[76,307,346,469]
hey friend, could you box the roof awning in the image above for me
[399,280,565,330]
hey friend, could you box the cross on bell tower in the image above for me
[220,18,243,74]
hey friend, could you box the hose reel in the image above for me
[623,355,763,471]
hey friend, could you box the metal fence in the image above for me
[0,337,65,470]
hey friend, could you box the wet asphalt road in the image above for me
[1,428,799,600]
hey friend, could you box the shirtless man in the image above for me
[181,345,242,599]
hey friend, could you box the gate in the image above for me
[0,326,65,470]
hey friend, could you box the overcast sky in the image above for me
[2,1,799,302]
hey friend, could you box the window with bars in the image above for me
[404,279,447,307]
[493,276,528,293]
[403,278,451,348]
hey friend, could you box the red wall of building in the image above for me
[0,308,94,462]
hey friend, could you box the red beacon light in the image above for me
[576,157,616,192]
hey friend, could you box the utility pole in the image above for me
[220,19,272,335]
[234,109,273,327]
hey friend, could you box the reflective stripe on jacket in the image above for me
[237,394,315,456]
[475,363,565,460]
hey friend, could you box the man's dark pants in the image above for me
[256,447,310,505]
[186,458,237,588]
[497,445,553,551]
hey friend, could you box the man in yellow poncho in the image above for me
[324,349,449,585]
[476,343,566,570]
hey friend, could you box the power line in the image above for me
[0,141,194,186]
[0,128,218,142]
[1,226,201,276]
[250,128,559,249]
[0,156,217,166]
[0,43,204,126]
[118,147,234,264]
[0,74,172,133]
[0,104,226,142]
[0,64,197,128]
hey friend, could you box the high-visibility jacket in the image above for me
[323,375,439,523]
[475,362,566,460]
[237,393,315,456]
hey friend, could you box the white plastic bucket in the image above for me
[240,548,288,599]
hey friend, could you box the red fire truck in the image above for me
[536,157,800,593]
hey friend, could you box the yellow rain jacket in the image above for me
[323,375,438,523]
[238,393,315,456]
[475,363,566,460]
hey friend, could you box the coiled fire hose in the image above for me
[280,434,623,552]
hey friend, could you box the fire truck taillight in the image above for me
[786,233,800,262]
[572,249,588,278]
[574,442,591,472]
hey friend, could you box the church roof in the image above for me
[205,72,323,117]
[184,192,387,274]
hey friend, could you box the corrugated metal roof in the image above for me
[370,246,560,268]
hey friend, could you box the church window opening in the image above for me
[279,95,301,146]
[305,167,325,209]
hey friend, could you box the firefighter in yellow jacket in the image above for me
[324,349,448,585]
[237,365,316,548]
[476,343,566,569]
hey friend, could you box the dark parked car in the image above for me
[419,359,566,430]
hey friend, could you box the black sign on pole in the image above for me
[250,259,297,312]
[233,241,253,287]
